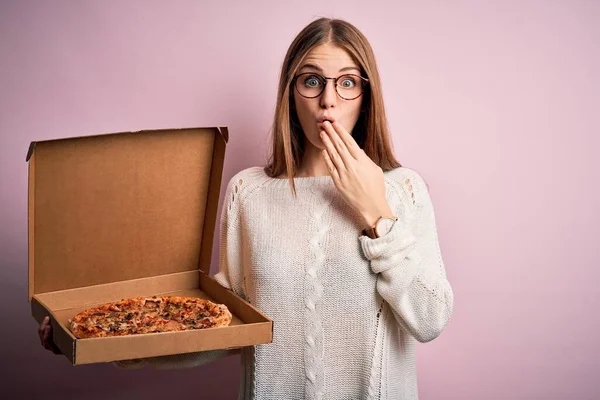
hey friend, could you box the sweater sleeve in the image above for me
[358,169,454,343]
[212,174,247,299]
[113,174,246,370]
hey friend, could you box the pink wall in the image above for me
[1,1,598,399]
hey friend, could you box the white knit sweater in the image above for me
[122,166,454,400]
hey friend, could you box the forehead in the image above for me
[300,43,359,72]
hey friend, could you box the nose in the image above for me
[319,79,337,109]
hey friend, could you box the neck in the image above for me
[295,142,330,178]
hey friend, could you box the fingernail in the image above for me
[44,316,49,322]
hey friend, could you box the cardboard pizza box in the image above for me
[27,127,273,365]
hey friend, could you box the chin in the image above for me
[306,137,325,151]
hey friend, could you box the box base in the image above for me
[31,270,272,365]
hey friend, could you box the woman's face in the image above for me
[292,43,364,150]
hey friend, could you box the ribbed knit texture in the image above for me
[120,166,454,400]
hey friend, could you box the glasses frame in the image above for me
[293,72,369,101]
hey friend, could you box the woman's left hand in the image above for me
[320,120,393,227]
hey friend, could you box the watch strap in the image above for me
[362,226,377,239]
[362,215,398,239]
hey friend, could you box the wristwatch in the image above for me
[362,216,398,239]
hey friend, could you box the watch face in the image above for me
[376,218,396,237]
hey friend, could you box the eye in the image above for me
[339,76,357,88]
[303,75,322,88]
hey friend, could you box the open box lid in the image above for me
[26,127,228,300]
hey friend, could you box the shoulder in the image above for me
[227,166,266,188]
[383,166,432,207]
[383,166,429,191]
[224,166,271,201]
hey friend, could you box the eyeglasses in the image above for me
[293,72,369,100]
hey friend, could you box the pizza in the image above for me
[69,295,232,339]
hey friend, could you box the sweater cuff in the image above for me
[359,221,417,267]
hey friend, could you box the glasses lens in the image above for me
[336,74,364,100]
[296,73,323,98]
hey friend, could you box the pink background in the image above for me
[1,1,599,399]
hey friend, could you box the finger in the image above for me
[321,121,354,167]
[43,332,51,350]
[43,326,61,354]
[322,149,340,183]
[43,326,51,344]
[320,130,346,172]
[39,317,48,344]
[331,120,362,159]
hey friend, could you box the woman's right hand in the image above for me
[38,316,62,354]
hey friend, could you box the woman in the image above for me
[40,18,454,399]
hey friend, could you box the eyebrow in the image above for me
[298,63,361,74]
